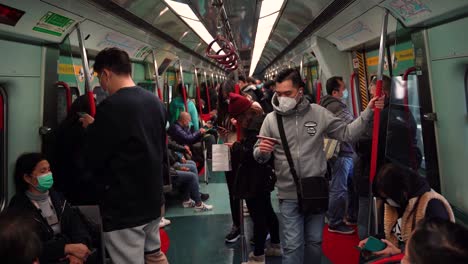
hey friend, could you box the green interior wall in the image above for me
[366,40,415,78]
[426,17,468,218]
[58,56,147,94]
[0,39,43,202]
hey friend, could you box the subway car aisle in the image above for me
[163,165,340,264]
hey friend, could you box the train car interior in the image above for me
[0,0,467,263]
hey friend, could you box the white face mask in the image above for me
[277,90,302,112]
[386,198,400,208]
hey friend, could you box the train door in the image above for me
[0,87,6,211]
[422,17,468,218]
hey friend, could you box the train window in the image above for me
[386,76,426,171]
[0,86,7,211]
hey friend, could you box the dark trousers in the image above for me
[226,170,240,228]
[246,193,280,256]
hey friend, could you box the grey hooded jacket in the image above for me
[253,93,373,199]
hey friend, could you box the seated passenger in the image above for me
[169,84,200,130]
[358,163,454,259]
[0,210,41,264]
[168,111,215,159]
[8,153,94,264]
[402,218,468,264]
[168,139,213,212]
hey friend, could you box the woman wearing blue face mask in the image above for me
[358,163,454,261]
[8,153,94,264]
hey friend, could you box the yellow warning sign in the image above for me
[58,64,98,76]
[395,48,414,61]
[367,56,379,66]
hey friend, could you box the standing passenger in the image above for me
[320,76,356,235]
[254,69,384,264]
[80,47,168,264]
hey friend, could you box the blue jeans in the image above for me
[328,156,354,227]
[173,160,201,203]
[279,199,324,264]
[175,160,197,174]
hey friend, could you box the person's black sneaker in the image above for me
[225,226,240,243]
[200,193,210,201]
[328,224,355,235]
[344,218,357,226]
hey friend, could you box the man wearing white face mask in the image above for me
[254,69,385,264]
[320,76,357,235]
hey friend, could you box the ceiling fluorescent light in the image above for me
[260,0,285,18]
[164,0,221,52]
[249,0,285,76]
[249,11,280,76]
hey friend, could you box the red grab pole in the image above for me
[369,79,383,183]
[56,81,72,113]
[87,90,96,117]
[206,85,212,113]
[316,80,322,103]
[350,72,358,117]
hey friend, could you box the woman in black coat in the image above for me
[8,153,93,264]
[227,93,281,263]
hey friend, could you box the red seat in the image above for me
[160,228,170,254]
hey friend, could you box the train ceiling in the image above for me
[1,0,467,77]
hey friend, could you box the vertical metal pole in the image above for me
[76,24,92,93]
[239,198,248,263]
[368,8,389,236]
[152,50,162,99]
[76,23,96,117]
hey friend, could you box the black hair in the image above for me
[238,76,246,83]
[14,153,46,193]
[275,68,305,89]
[263,80,275,90]
[93,47,132,75]
[326,76,343,95]
[246,77,256,84]
[0,210,42,264]
[408,218,468,264]
[374,163,424,206]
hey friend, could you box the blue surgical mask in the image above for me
[342,89,349,100]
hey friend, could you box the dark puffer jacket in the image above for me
[8,190,92,263]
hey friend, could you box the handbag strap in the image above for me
[276,113,302,195]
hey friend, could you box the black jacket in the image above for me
[53,111,97,205]
[231,115,276,199]
[85,87,166,232]
[8,190,91,263]
[168,122,202,145]
[167,140,188,165]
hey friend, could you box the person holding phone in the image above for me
[227,93,280,264]
[253,69,385,264]
[358,163,454,259]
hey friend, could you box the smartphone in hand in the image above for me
[256,135,281,145]
[77,112,87,118]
